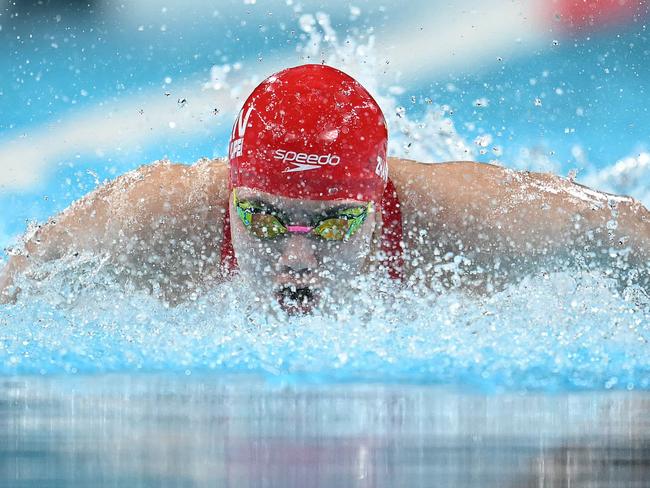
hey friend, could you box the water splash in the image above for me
[1,252,649,392]
[2,12,650,393]
[294,12,474,162]
[583,152,650,208]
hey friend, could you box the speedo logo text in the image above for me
[275,149,341,173]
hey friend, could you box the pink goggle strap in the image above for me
[286,225,313,234]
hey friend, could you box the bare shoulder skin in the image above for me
[0,158,230,304]
[388,157,650,291]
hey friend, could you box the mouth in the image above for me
[275,285,319,315]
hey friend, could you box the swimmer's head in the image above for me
[228,64,389,203]
[227,65,389,314]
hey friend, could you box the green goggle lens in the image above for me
[311,206,368,240]
[312,218,351,241]
[248,213,287,239]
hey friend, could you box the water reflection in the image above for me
[1,375,649,487]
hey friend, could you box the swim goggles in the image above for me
[233,189,372,241]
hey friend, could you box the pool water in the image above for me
[3,375,650,487]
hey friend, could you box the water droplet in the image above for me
[473,97,489,108]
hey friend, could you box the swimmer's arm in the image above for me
[489,166,649,265]
[0,190,114,303]
[390,158,649,281]
[0,158,230,304]
[0,255,28,303]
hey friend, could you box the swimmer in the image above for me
[1,64,649,312]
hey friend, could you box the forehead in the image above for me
[234,187,364,214]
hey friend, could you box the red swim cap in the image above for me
[228,64,388,202]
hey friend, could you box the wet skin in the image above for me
[229,188,380,314]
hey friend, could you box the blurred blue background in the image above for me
[1,0,649,257]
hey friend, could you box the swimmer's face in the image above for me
[229,188,379,314]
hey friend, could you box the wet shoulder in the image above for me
[387,158,506,205]
[388,157,507,184]
[105,158,229,219]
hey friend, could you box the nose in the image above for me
[277,234,318,275]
